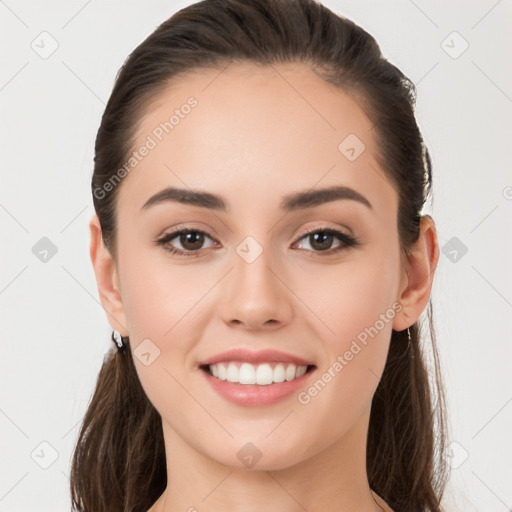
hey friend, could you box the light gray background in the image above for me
[1,1,511,510]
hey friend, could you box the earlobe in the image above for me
[88,214,129,336]
[393,215,439,331]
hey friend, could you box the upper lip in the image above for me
[199,348,315,367]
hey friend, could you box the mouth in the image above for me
[199,362,317,386]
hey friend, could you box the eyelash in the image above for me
[155,226,359,258]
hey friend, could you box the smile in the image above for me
[203,361,314,385]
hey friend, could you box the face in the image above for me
[103,62,411,470]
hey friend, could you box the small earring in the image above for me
[407,327,414,359]
[112,330,127,353]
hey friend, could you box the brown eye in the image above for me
[294,228,358,255]
[308,232,335,251]
[179,230,206,251]
[156,228,217,257]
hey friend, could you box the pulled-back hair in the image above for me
[71,1,449,510]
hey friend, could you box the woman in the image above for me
[71,0,448,510]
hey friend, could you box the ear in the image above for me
[89,213,129,336]
[393,214,440,331]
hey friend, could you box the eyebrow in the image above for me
[141,185,373,212]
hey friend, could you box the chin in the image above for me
[208,441,310,472]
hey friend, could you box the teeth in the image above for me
[207,362,309,385]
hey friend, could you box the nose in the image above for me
[219,242,294,331]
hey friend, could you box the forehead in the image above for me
[118,61,395,216]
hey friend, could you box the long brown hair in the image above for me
[71,0,449,510]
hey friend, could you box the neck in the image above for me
[151,404,391,512]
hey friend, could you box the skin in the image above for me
[89,62,439,512]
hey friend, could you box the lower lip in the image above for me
[200,367,316,407]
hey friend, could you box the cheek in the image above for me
[300,246,401,400]
[119,246,208,342]
[118,254,207,412]
[309,246,401,342]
